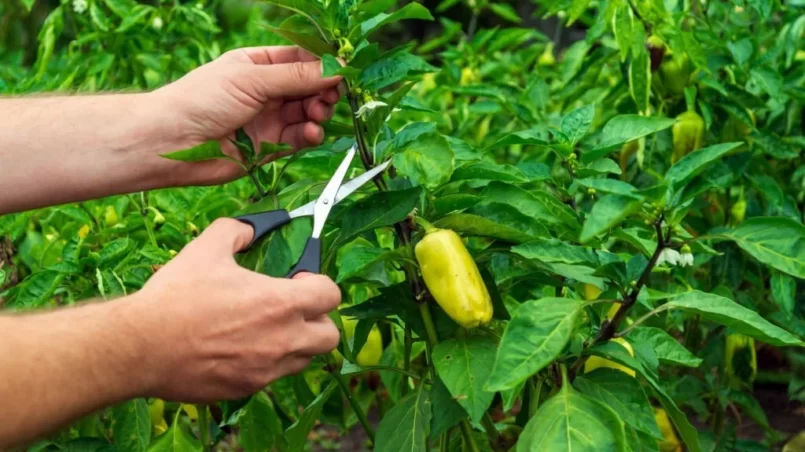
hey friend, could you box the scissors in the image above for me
[235,144,390,278]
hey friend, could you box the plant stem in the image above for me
[568,218,669,380]
[481,413,500,443]
[402,326,413,396]
[332,371,376,444]
[196,404,210,452]
[615,305,672,337]
[467,12,479,41]
[460,420,481,452]
[529,378,542,417]
[440,432,449,452]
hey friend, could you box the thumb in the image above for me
[193,218,255,257]
[250,61,342,99]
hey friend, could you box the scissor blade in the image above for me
[310,146,357,237]
[290,159,391,219]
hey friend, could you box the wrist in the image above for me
[103,293,166,399]
[128,91,203,190]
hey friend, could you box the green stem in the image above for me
[402,327,413,396]
[196,404,210,452]
[460,420,481,452]
[481,413,500,443]
[419,302,440,347]
[440,432,449,452]
[529,378,542,417]
[332,371,376,444]
[413,216,437,234]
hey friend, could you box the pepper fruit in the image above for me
[658,54,691,96]
[415,219,493,329]
[654,407,683,452]
[672,111,705,163]
[619,140,639,176]
[335,316,383,367]
[730,191,747,226]
[584,337,636,377]
[646,35,666,71]
[725,333,757,388]
[538,42,556,66]
[148,399,168,436]
[104,206,119,227]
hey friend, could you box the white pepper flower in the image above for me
[656,248,682,267]
[73,0,88,14]
[354,100,388,118]
[151,16,164,30]
[679,245,694,267]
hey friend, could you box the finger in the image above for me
[281,98,333,124]
[253,61,342,99]
[321,88,341,105]
[286,274,341,318]
[192,218,255,256]
[293,316,340,355]
[280,122,324,149]
[221,46,318,65]
[279,356,313,376]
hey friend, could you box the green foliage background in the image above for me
[1,0,805,451]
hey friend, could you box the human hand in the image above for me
[153,46,344,186]
[132,218,341,402]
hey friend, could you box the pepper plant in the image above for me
[2,0,805,451]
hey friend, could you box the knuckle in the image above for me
[289,61,310,83]
[324,323,340,350]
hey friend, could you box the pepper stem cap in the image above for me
[414,216,438,234]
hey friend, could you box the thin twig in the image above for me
[568,217,669,380]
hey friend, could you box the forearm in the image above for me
[0,93,189,214]
[0,296,155,448]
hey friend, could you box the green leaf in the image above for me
[587,115,675,159]
[750,66,783,98]
[560,104,595,145]
[626,327,702,368]
[488,3,521,23]
[20,0,35,12]
[575,369,662,440]
[433,336,497,423]
[240,392,283,452]
[771,271,796,318]
[612,3,633,62]
[665,290,805,347]
[375,386,431,452]
[321,54,358,79]
[480,182,579,232]
[487,298,582,391]
[429,376,467,438]
[160,142,231,163]
[392,135,455,189]
[360,52,437,91]
[567,0,593,25]
[629,46,650,115]
[518,378,628,452]
[486,129,549,150]
[575,178,640,197]
[336,187,422,246]
[644,377,701,452]
[285,381,338,452]
[513,239,599,266]
[452,162,529,183]
[664,142,743,189]
[116,5,153,32]
[579,194,643,243]
[266,26,334,56]
[720,217,805,279]
[147,418,201,452]
[355,3,434,40]
[435,212,545,243]
[112,399,151,452]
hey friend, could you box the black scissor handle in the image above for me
[234,210,292,253]
[286,237,321,278]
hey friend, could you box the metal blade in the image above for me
[289,159,391,219]
[309,146,356,238]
